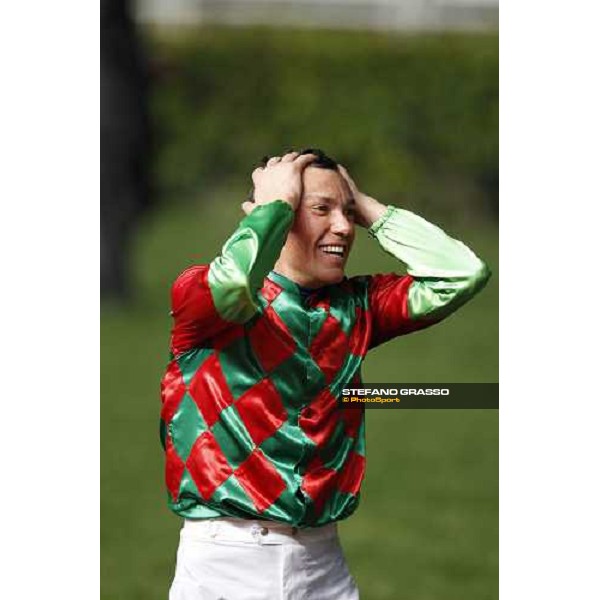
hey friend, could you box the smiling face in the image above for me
[274,167,356,288]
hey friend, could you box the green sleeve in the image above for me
[368,206,491,321]
[208,200,294,323]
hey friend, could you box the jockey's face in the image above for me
[275,167,356,288]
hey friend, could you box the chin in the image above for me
[317,269,345,286]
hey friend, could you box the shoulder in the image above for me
[364,273,410,291]
[348,274,407,293]
[172,264,210,289]
[171,265,212,309]
[348,273,414,306]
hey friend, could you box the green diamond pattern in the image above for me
[177,348,211,386]
[170,392,208,461]
[218,337,263,399]
[306,307,329,347]
[354,418,366,456]
[319,422,353,469]
[210,474,254,515]
[271,295,310,346]
[162,271,378,525]
[210,405,255,469]
[259,420,306,465]
[269,354,324,410]
[177,467,201,503]
[327,291,357,337]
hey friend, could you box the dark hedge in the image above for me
[148,27,498,221]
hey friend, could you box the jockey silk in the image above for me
[160,201,490,527]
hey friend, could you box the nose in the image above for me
[330,211,353,238]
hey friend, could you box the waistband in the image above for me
[181,517,338,546]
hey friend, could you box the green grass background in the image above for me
[101,27,498,600]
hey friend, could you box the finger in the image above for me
[337,165,353,182]
[337,164,357,189]
[266,156,282,167]
[293,153,318,169]
[337,164,349,178]
[251,167,263,183]
[281,151,299,162]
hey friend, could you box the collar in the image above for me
[267,271,344,300]
[267,271,312,296]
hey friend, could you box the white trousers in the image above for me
[169,518,360,600]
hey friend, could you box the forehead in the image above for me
[302,167,352,200]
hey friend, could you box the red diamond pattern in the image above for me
[186,431,233,500]
[160,361,186,425]
[309,314,348,383]
[311,296,330,312]
[299,388,339,447]
[260,279,283,305]
[188,353,234,427]
[165,434,185,501]
[170,265,231,356]
[235,379,287,446]
[163,269,381,522]
[337,451,366,496]
[234,449,286,512]
[212,324,245,351]
[249,307,296,373]
[348,307,369,357]
[340,405,364,439]
[301,456,338,515]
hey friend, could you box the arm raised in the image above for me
[170,152,316,356]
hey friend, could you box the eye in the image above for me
[345,207,357,219]
[312,204,329,214]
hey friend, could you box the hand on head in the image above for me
[242,152,317,215]
[337,164,386,228]
[242,149,386,227]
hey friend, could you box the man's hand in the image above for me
[242,152,317,215]
[338,165,387,228]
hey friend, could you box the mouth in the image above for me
[318,244,347,261]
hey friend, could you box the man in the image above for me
[160,149,490,599]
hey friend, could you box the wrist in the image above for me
[367,205,396,237]
[255,195,297,209]
[278,196,298,210]
[358,196,386,228]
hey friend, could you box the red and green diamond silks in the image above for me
[160,201,490,527]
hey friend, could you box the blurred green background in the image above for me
[101,26,498,600]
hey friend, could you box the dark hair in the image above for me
[249,147,338,201]
[259,147,338,170]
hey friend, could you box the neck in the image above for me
[273,260,323,290]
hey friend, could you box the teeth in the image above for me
[320,245,345,255]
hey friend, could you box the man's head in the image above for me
[258,148,356,289]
